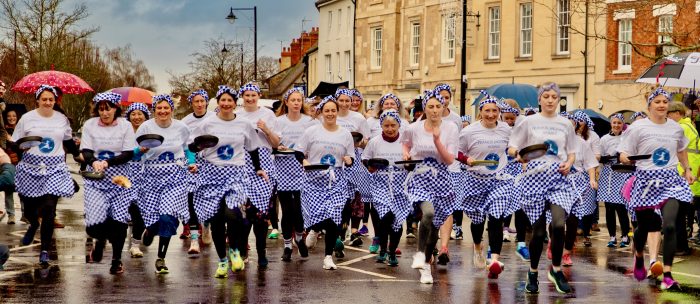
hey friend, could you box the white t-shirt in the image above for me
[135,119,190,161]
[443,110,463,130]
[402,120,459,163]
[572,136,599,171]
[12,110,72,157]
[193,114,255,166]
[366,116,407,139]
[236,106,279,149]
[459,121,511,174]
[80,117,136,159]
[297,124,354,168]
[362,133,404,163]
[336,111,370,138]
[509,113,578,163]
[600,133,623,156]
[586,130,602,156]
[181,111,214,143]
[275,114,317,150]
[618,118,688,171]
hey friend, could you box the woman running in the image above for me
[619,87,694,291]
[80,92,135,274]
[298,95,355,270]
[567,111,599,251]
[124,103,149,258]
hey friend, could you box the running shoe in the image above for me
[419,264,433,284]
[487,260,504,279]
[412,252,426,269]
[437,249,450,265]
[141,229,155,247]
[633,256,646,281]
[505,227,517,234]
[306,230,318,249]
[281,247,292,262]
[583,237,592,247]
[297,240,309,259]
[155,258,169,274]
[450,225,457,240]
[368,237,380,253]
[648,261,663,279]
[334,238,345,258]
[109,260,124,275]
[7,215,15,225]
[179,225,190,239]
[323,255,337,270]
[388,254,399,267]
[258,256,269,268]
[358,225,369,236]
[267,229,280,239]
[202,226,213,245]
[660,277,681,291]
[188,234,200,255]
[349,232,363,247]
[376,252,387,263]
[515,246,531,261]
[21,225,38,246]
[129,238,143,258]
[215,259,229,278]
[230,249,245,271]
[39,250,50,267]
[525,271,539,294]
[607,237,617,248]
[562,252,573,266]
[547,268,572,293]
[619,236,630,248]
[91,239,106,263]
[473,249,485,268]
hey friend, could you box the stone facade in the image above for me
[316,0,355,89]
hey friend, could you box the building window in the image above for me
[519,3,532,57]
[328,11,333,36]
[325,54,332,81]
[658,15,676,55]
[344,51,352,81]
[441,14,456,62]
[488,7,500,59]
[618,19,632,70]
[410,22,420,66]
[338,9,343,36]
[556,0,570,55]
[371,27,382,69]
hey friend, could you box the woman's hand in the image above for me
[257,169,269,182]
[431,126,441,142]
[343,156,352,166]
[684,169,696,185]
[277,144,288,151]
[558,161,572,175]
[589,178,598,190]
[139,147,150,153]
[92,160,108,172]
[619,153,631,165]
[188,164,198,174]
[257,119,269,134]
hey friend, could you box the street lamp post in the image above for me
[226,6,257,81]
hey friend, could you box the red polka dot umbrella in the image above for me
[11,68,93,95]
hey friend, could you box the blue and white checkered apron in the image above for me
[629,168,692,211]
[346,148,373,202]
[193,161,248,223]
[244,147,275,212]
[597,164,631,205]
[125,161,141,205]
[301,167,349,228]
[513,160,576,224]
[404,158,458,227]
[138,158,191,227]
[15,154,74,198]
[568,169,597,219]
[370,166,411,232]
[451,170,466,211]
[504,157,524,177]
[83,163,132,226]
[460,171,517,224]
[274,154,304,191]
[185,155,205,192]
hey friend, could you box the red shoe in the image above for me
[395,248,402,256]
[562,252,573,266]
[180,225,191,239]
[547,241,552,260]
[487,261,504,279]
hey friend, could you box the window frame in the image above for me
[519,2,533,58]
[441,14,456,63]
[556,0,570,55]
[371,27,383,69]
[617,18,632,70]
[487,6,501,59]
[410,22,421,66]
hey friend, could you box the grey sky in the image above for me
[75,0,319,92]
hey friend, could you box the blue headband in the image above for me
[283,87,305,102]
[647,87,671,105]
[478,90,499,110]
[422,89,445,110]
[461,115,471,123]
[378,93,400,108]
[350,89,363,101]
[631,111,647,120]
[611,113,624,122]
[126,102,151,121]
[538,83,561,100]
[216,85,238,100]
[187,89,209,104]
[35,84,58,100]
[560,111,571,119]
[379,110,402,127]
[152,94,174,110]
[434,83,452,96]
[239,82,261,96]
[92,91,122,105]
[316,95,337,111]
[335,88,353,99]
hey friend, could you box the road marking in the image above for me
[336,254,376,266]
[343,279,416,282]
[343,246,370,254]
[672,271,700,279]
[337,266,396,279]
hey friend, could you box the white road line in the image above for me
[9,243,40,252]
[343,279,416,282]
[336,254,376,266]
[672,271,700,279]
[337,266,396,279]
[343,246,370,254]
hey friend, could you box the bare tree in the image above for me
[105,45,156,91]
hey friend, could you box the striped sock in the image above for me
[284,238,292,249]
[294,232,304,243]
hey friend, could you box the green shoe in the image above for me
[387,254,399,267]
[375,252,387,263]
[368,237,380,253]
[334,237,345,258]
[230,249,245,271]
[215,259,229,278]
[267,229,279,239]
[155,258,169,274]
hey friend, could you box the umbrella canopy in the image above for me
[109,87,155,106]
[12,70,93,95]
[309,81,349,98]
[636,52,700,89]
[571,109,611,137]
[472,83,539,108]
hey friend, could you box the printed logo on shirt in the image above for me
[544,140,558,156]
[652,147,671,167]
[217,145,234,160]
[485,153,500,171]
[320,154,336,166]
[38,138,55,153]
[97,151,115,160]
[158,152,175,161]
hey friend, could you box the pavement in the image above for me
[2,166,700,303]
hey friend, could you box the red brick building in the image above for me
[280,27,319,70]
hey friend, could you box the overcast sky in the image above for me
[72,0,319,92]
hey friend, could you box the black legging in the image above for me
[677,201,690,252]
[369,208,402,254]
[128,203,145,240]
[453,210,464,227]
[85,218,128,261]
[237,201,268,259]
[210,199,237,259]
[562,215,578,250]
[635,199,681,266]
[187,192,200,230]
[470,216,504,254]
[269,190,279,230]
[21,194,59,252]
[604,202,630,238]
[313,219,340,256]
[514,210,529,242]
[363,202,371,224]
[278,191,304,240]
[530,204,566,269]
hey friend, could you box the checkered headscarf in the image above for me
[434,83,452,96]
[647,87,671,105]
[283,87,305,102]
[335,88,353,100]
[631,111,647,120]
[422,89,445,110]
[187,89,209,104]
[573,111,595,130]
[238,82,261,96]
[350,89,363,101]
[538,82,561,100]
[524,107,539,115]
[35,84,59,100]
[560,111,571,119]
[152,94,174,110]
[478,90,499,110]
[126,102,151,121]
[610,113,624,122]
[379,109,402,127]
[461,115,471,123]
[378,93,400,108]
[316,95,337,111]
[92,92,122,105]
[498,102,520,116]
[216,85,238,100]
